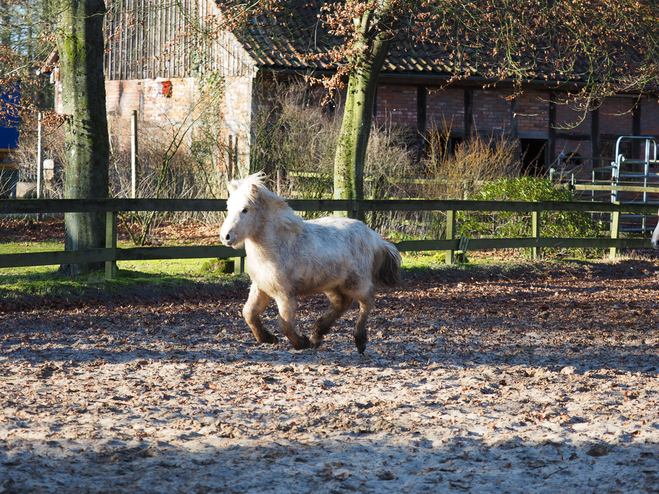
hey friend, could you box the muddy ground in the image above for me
[1,260,659,493]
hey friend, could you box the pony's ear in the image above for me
[250,183,259,198]
[227,180,239,194]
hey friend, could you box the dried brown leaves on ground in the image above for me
[1,255,659,493]
[0,218,221,245]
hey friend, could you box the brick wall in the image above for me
[103,76,255,177]
[426,87,465,132]
[641,98,659,137]
[106,78,199,123]
[555,139,590,158]
[473,89,512,133]
[555,98,591,133]
[106,78,201,154]
[599,97,634,136]
[517,90,549,135]
[53,71,659,176]
[223,76,254,175]
[106,80,142,116]
[375,84,417,126]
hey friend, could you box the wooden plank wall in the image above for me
[105,0,254,80]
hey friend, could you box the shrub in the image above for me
[422,125,521,200]
[458,176,603,257]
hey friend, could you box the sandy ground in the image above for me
[1,261,659,493]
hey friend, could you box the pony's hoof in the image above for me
[292,335,312,350]
[311,339,324,349]
[356,344,366,354]
[257,333,278,345]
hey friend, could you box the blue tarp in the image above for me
[0,82,20,151]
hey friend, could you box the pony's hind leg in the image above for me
[243,284,278,344]
[353,294,375,354]
[274,296,311,350]
[311,289,352,349]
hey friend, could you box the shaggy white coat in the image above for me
[220,172,400,353]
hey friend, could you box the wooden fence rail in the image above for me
[1,198,657,280]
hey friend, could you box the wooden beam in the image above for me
[632,99,642,159]
[3,198,659,215]
[590,107,600,164]
[548,93,556,166]
[464,88,473,139]
[417,85,427,136]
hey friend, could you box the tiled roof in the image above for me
[230,1,338,71]
[224,0,652,85]
[230,1,454,75]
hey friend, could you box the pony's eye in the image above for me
[241,207,249,214]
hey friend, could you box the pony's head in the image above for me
[652,210,659,250]
[220,172,268,248]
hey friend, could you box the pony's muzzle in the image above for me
[221,232,235,247]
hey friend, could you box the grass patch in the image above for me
[0,241,63,255]
[0,269,248,309]
[0,258,232,280]
[1,247,249,309]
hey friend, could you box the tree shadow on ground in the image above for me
[0,428,657,493]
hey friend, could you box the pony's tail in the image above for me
[374,242,402,288]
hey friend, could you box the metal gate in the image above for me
[610,136,659,232]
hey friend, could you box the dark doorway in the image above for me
[521,139,547,176]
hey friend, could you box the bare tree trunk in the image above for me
[1,4,10,48]
[333,6,397,219]
[55,0,110,276]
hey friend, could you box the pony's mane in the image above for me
[230,171,269,203]
[231,172,302,233]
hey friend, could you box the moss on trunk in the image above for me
[55,0,110,275]
[333,4,399,219]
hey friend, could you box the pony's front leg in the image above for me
[243,284,278,344]
[274,296,311,350]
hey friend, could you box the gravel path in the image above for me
[1,262,659,493]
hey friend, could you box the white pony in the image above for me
[652,210,659,250]
[220,172,401,353]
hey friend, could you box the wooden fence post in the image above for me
[353,199,362,221]
[131,110,138,198]
[233,256,245,275]
[445,210,455,265]
[36,113,43,199]
[531,206,540,260]
[105,211,118,280]
[610,206,620,260]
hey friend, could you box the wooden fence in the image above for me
[0,198,657,280]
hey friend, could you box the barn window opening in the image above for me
[521,139,547,176]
